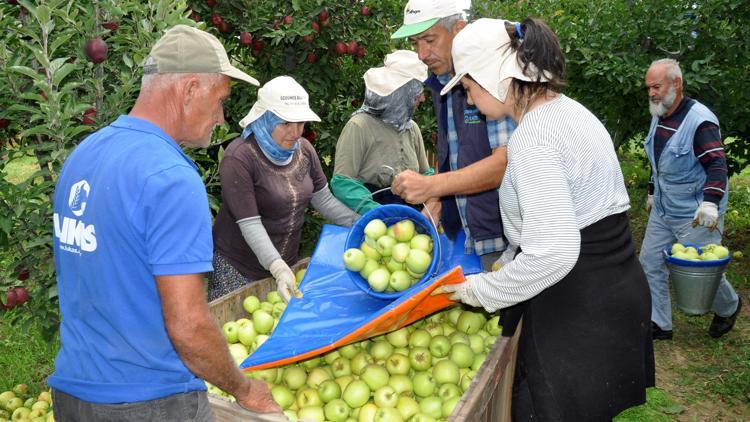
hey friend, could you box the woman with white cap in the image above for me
[210,76,359,302]
[438,18,655,420]
[331,50,433,213]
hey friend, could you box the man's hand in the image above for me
[441,280,481,308]
[392,170,433,204]
[693,201,719,230]
[269,259,295,303]
[235,379,282,414]
[646,194,654,213]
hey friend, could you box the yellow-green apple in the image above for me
[283,366,307,390]
[358,403,378,422]
[375,407,404,422]
[323,398,350,422]
[307,367,333,388]
[433,360,461,385]
[442,396,460,418]
[338,342,361,359]
[252,310,274,334]
[343,248,367,272]
[385,353,411,375]
[266,291,283,304]
[222,321,240,343]
[335,375,354,392]
[373,385,399,408]
[271,385,295,409]
[419,396,443,419]
[386,259,405,273]
[370,340,394,362]
[388,374,413,396]
[318,379,342,403]
[397,396,421,420]
[408,329,432,348]
[331,357,352,378]
[385,327,409,348]
[714,245,730,259]
[351,351,374,375]
[410,234,433,253]
[342,380,371,408]
[429,335,451,358]
[457,311,486,334]
[393,219,416,242]
[11,407,31,420]
[296,387,322,408]
[412,372,436,397]
[368,268,390,292]
[297,405,325,422]
[461,369,477,390]
[360,258,379,279]
[360,241,381,261]
[409,347,432,371]
[376,235,397,257]
[438,383,462,401]
[389,270,411,291]
[361,364,390,390]
[364,219,387,240]
[243,295,261,314]
[405,249,431,274]
[391,243,411,263]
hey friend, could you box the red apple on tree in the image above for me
[303,34,315,43]
[360,6,371,16]
[239,32,253,46]
[102,21,119,31]
[346,40,359,55]
[311,21,320,33]
[356,46,366,58]
[82,108,97,125]
[334,42,347,56]
[84,37,108,64]
[206,0,217,7]
[13,287,28,305]
[318,10,329,21]
[211,14,223,26]
[306,52,318,64]
[16,267,29,281]
[0,118,9,129]
[283,15,293,25]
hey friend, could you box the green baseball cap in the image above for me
[391,0,463,39]
[146,25,259,86]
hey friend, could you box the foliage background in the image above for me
[0,0,748,340]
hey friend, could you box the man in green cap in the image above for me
[391,0,517,271]
[49,25,281,420]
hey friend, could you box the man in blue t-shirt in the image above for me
[50,25,281,420]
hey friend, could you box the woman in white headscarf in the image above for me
[210,76,359,302]
[437,18,655,420]
[331,50,433,213]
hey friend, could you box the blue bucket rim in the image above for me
[345,204,440,299]
[664,243,730,267]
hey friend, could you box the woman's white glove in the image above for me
[441,280,481,308]
[693,201,719,230]
[269,259,296,303]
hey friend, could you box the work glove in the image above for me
[441,280,482,308]
[269,259,296,303]
[693,201,719,230]
[646,194,654,213]
[491,246,517,271]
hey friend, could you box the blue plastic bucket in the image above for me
[345,204,440,299]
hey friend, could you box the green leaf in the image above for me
[35,5,51,26]
[8,65,43,81]
[50,33,75,55]
[52,63,79,86]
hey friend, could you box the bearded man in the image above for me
[639,58,740,340]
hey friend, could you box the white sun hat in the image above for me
[391,0,467,39]
[239,76,321,127]
[439,18,549,101]
[363,50,428,97]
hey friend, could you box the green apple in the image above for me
[271,385,295,410]
[260,301,274,313]
[11,407,31,421]
[370,340,394,361]
[373,385,399,408]
[11,384,28,397]
[222,321,240,344]
[323,350,341,365]
[252,310,274,334]
[714,245,730,259]
[385,327,409,348]
[361,364,390,390]
[296,387,323,408]
[358,403,378,422]
[386,259,405,273]
[391,242,411,263]
[23,397,34,408]
[457,311,486,334]
[405,249,431,274]
[343,248,367,272]
[295,268,306,283]
[385,353,411,375]
[335,375,354,392]
[324,398,350,422]
[331,357,352,378]
[307,367,333,389]
[253,334,269,350]
[701,251,719,261]
[410,234,433,253]
[438,383,462,401]
[266,291,283,304]
[412,372,436,397]
[319,379,342,403]
[364,219,388,240]
[388,374,413,396]
[272,301,286,318]
[442,396,460,418]
[419,396,443,419]
[461,369,477,390]
[472,352,488,371]
[237,322,257,347]
[396,396,420,420]
[351,351,374,375]
[242,295,261,315]
[429,335,451,358]
[672,250,693,260]
[360,241,381,261]
[450,332,470,346]
[284,409,299,422]
[359,258,380,279]
[338,343,361,359]
[484,315,501,336]
[5,397,23,413]
[0,391,16,408]
[409,329,432,348]
[423,321,444,337]
[433,359,461,385]
[671,243,685,255]
[342,380,371,408]
[393,219,416,242]
[375,407,404,422]
[733,251,743,259]
[376,235,397,257]
[368,268,391,292]
[283,366,307,390]
[31,401,49,412]
[298,405,325,422]
[389,270,411,292]
[409,347,432,371]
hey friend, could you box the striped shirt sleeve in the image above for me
[469,145,580,312]
[693,121,727,205]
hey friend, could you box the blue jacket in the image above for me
[425,74,503,242]
[645,100,728,219]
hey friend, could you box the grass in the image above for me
[2,150,749,419]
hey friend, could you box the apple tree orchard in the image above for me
[0,0,748,337]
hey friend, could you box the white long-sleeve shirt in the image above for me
[470,95,630,312]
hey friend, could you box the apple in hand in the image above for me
[364,219,387,240]
[343,248,367,271]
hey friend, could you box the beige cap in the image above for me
[239,76,321,127]
[146,24,259,86]
[363,50,428,97]
[440,18,549,101]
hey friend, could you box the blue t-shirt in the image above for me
[48,115,213,403]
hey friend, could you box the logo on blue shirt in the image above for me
[464,107,482,125]
[54,179,97,253]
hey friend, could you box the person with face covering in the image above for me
[640,59,739,341]
[331,50,432,213]
[210,76,359,302]
[437,18,655,420]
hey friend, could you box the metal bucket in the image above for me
[665,247,730,315]
[667,261,727,315]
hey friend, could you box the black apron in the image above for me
[504,212,655,421]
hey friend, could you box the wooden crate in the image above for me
[207,259,520,422]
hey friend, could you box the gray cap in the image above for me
[145,24,259,86]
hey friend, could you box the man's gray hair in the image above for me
[438,13,465,31]
[651,58,683,83]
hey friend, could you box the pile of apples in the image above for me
[0,384,54,422]
[212,291,501,422]
[343,218,434,293]
[670,243,730,261]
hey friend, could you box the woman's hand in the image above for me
[269,259,296,303]
[442,280,481,308]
